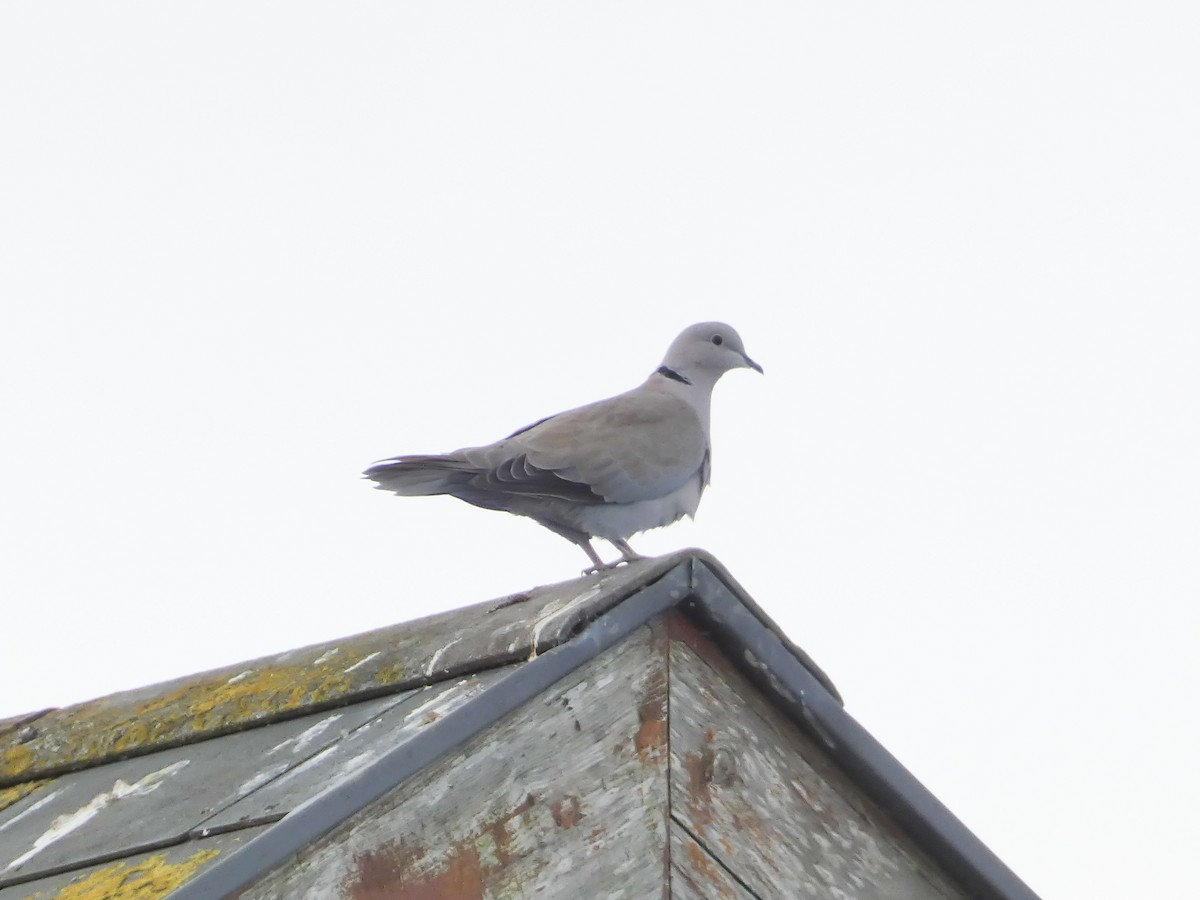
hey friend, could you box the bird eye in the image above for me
[711,334,724,346]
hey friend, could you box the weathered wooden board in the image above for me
[670,823,755,900]
[669,617,967,900]
[0,692,411,886]
[1,553,686,788]
[243,624,672,900]
[0,824,269,900]
[199,668,510,831]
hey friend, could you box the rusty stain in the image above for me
[351,842,483,900]
[682,748,715,827]
[634,668,667,763]
[682,839,738,896]
[550,795,584,828]
[635,707,666,762]
[486,792,536,867]
[345,795,540,899]
[421,711,441,725]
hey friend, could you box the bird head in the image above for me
[659,322,763,386]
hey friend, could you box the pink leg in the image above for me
[580,540,608,575]
[612,539,646,564]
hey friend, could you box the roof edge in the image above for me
[166,558,696,900]
[0,553,689,788]
[686,560,1040,900]
[168,555,1039,900]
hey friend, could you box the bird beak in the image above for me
[742,353,764,374]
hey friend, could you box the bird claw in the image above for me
[582,560,627,577]
[581,555,648,577]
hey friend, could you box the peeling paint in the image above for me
[266,715,343,757]
[336,750,379,778]
[403,683,471,729]
[343,652,382,675]
[5,761,190,872]
[528,587,603,659]
[424,639,462,678]
[22,847,220,899]
[0,787,62,835]
[236,763,291,798]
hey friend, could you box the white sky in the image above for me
[2,4,1197,898]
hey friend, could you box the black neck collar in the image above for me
[656,365,692,385]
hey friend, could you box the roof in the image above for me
[0,550,1039,900]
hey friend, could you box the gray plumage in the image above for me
[364,322,762,571]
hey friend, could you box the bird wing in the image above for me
[459,387,708,505]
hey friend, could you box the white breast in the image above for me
[569,472,705,541]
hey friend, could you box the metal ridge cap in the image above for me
[683,551,843,703]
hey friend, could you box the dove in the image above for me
[364,322,762,572]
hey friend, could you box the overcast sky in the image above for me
[2,4,1198,898]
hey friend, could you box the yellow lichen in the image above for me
[375,663,408,683]
[129,662,358,735]
[1,646,411,784]
[1,743,35,781]
[22,848,220,900]
[0,778,50,813]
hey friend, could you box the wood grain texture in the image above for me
[670,823,756,900]
[242,624,671,900]
[668,616,967,900]
[199,670,509,832]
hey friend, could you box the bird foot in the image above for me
[580,539,647,576]
[581,555,647,577]
[582,560,624,576]
[611,539,646,566]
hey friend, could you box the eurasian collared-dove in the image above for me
[364,322,761,572]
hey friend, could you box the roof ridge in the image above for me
[0,553,687,788]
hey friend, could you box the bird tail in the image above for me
[363,454,476,496]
